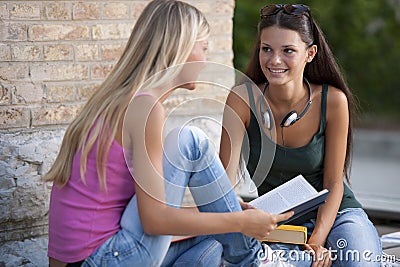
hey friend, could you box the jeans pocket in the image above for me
[87,231,142,267]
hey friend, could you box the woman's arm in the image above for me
[219,84,251,186]
[307,87,348,246]
[127,95,292,239]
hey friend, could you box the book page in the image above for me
[250,175,317,213]
[381,232,400,244]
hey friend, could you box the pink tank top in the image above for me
[48,137,135,262]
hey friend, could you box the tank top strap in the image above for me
[320,83,328,132]
[244,82,257,111]
[135,92,153,97]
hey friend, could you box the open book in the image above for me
[250,175,329,225]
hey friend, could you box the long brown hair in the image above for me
[43,0,210,188]
[245,8,356,183]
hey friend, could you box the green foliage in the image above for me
[232,0,259,72]
[233,0,400,123]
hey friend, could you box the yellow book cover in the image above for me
[262,225,307,245]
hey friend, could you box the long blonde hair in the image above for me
[44,0,210,189]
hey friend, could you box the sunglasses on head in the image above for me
[260,4,311,18]
[260,4,314,33]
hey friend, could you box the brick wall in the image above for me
[0,0,235,250]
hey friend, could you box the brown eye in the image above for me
[261,46,271,52]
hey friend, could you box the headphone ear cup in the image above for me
[262,109,273,130]
[280,111,298,127]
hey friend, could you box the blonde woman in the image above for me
[45,1,294,266]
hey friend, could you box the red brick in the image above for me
[0,64,29,81]
[12,82,43,104]
[0,44,11,61]
[91,64,115,80]
[10,3,41,20]
[0,107,30,128]
[44,83,76,103]
[189,2,212,14]
[30,64,89,81]
[209,18,233,36]
[30,24,90,41]
[101,43,125,61]
[44,2,72,20]
[214,0,235,16]
[131,2,147,18]
[103,3,129,19]
[76,82,100,101]
[12,45,41,61]
[0,82,11,105]
[92,23,132,40]
[209,36,232,53]
[3,23,28,41]
[44,44,73,61]
[31,104,83,126]
[0,3,8,20]
[73,2,100,20]
[75,44,99,61]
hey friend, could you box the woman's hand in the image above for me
[240,209,293,240]
[304,243,332,267]
[238,198,255,210]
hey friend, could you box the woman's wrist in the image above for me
[231,211,246,233]
[308,232,327,246]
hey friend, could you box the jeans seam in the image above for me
[196,241,221,267]
[209,155,236,212]
[165,167,184,208]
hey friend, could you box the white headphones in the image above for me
[260,77,313,130]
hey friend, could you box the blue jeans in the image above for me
[83,126,262,266]
[268,208,382,267]
[161,236,223,267]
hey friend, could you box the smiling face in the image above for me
[259,25,316,86]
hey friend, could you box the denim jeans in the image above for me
[161,236,223,267]
[83,126,263,267]
[268,208,382,267]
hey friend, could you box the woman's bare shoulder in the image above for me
[326,85,348,109]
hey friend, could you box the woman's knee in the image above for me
[333,208,378,236]
[164,126,215,162]
[172,238,223,267]
[197,239,223,266]
[327,208,381,254]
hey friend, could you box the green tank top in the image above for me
[244,83,361,224]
